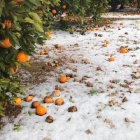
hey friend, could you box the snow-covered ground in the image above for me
[103,12,140,19]
[0,13,140,140]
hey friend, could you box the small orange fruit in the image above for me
[16,52,29,63]
[4,20,12,29]
[44,96,54,104]
[108,57,115,62]
[55,98,64,106]
[36,105,47,116]
[14,97,22,106]
[1,38,12,48]
[59,75,68,83]
[62,5,67,9]
[24,95,34,102]
[9,66,19,75]
[31,101,41,108]
[120,48,127,54]
[46,31,53,38]
[14,0,24,3]
[52,9,57,14]
[52,90,61,97]
[40,50,46,55]
[102,43,108,47]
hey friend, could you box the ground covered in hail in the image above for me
[0,13,140,140]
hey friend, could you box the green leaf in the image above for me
[24,17,35,24]
[88,89,98,96]
[33,23,44,32]
[29,12,42,24]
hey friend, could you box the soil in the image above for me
[22,57,67,85]
[0,104,22,130]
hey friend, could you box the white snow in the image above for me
[0,13,140,140]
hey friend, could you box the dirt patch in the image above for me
[22,57,67,85]
[0,104,22,130]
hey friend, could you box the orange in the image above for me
[16,52,29,63]
[102,43,108,47]
[52,90,61,97]
[62,5,67,9]
[55,98,64,106]
[120,48,127,54]
[44,96,54,104]
[58,75,68,83]
[31,101,41,108]
[14,97,22,106]
[1,38,12,48]
[108,57,115,62]
[4,20,12,29]
[52,9,57,14]
[36,105,47,116]
[24,95,34,102]
[46,31,53,38]
[9,66,19,75]
[40,50,46,55]
[14,0,24,3]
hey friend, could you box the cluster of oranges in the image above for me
[0,19,29,75]
[51,4,67,15]
[14,75,69,116]
[0,19,13,49]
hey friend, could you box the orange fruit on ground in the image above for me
[119,48,127,54]
[14,98,22,106]
[44,96,54,104]
[16,52,29,63]
[36,105,47,116]
[52,90,61,97]
[46,32,53,38]
[40,50,46,55]
[52,9,57,14]
[108,57,115,62]
[62,5,67,9]
[58,75,68,83]
[102,43,108,47]
[31,101,41,108]
[1,38,12,48]
[4,20,12,29]
[24,95,34,102]
[9,66,19,75]
[55,98,64,106]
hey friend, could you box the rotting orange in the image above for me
[31,101,41,108]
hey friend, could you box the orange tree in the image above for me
[51,0,108,29]
[137,0,140,8]
[0,0,59,115]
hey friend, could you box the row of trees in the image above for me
[109,0,140,11]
